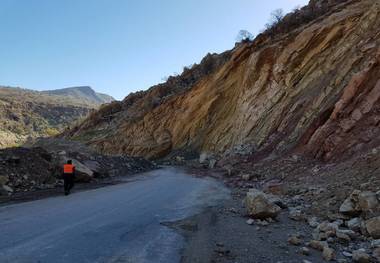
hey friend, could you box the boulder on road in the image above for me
[72,160,94,183]
[83,160,102,177]
[245,189,282,219]
[60,157,94,183]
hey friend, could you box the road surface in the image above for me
[0,167,230,263]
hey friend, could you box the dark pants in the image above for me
[63,174,74,194]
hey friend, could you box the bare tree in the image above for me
[271,9,284,24]
[236,30,254,42]
[264,8,285,33]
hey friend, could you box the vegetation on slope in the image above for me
[0,86,113,148]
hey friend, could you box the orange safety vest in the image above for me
[63,164,74,174]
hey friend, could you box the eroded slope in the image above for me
[67,0,380,161]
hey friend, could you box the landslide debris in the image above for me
[0,139,155,199]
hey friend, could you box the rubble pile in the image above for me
[0,146,155,197]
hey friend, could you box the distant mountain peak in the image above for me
[42,86,115,105]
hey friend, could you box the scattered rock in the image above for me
[347,217,362,232]
[2,185,13,193]
[352,249,371,263]
[199,152,209,164]
[256,219,269,226]
[365,216,380,238]
[241,174,252,181]
[322,246,335,261]
[209,159,217,169]
[308,217,319,228]
[373,247,380,262]
[358,191,378,212]
[246,218,254,225]
[308,240,328,251]
[245,189,281,219]
[199,152,217,169]
[317,221,338,234]
[288,235,302,246]
[338,229,356,239]
[342,251,352,257]
[339,190,361,216]
[0,175,9,186]
[336,231,351,242]
[340,190,379,216]
[371,239,380,248]
[288,207,305,221]
[300,247,310,255]
[263,181,286,195]
[214,247,230,256]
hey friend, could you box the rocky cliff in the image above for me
[67,0,380,161]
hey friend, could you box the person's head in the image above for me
[67,160,72,165]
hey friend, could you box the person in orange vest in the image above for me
[63,160,75,195]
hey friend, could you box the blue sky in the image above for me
[0,0,308,100]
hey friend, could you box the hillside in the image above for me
[66,0,380,162]
[0,86,113,148]
[42,86,114,106]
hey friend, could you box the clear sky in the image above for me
[0,0,308,100]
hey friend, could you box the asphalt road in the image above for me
[0,167,230,263]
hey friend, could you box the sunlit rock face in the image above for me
[67,0,380,161]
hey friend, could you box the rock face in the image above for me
[66,0,380,162]
[245,189,282,219]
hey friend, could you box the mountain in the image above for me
[66,0,380,162]
[42,86,114,106]
[0,86,113,148]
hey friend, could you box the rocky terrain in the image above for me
[205,150,380,262]
[66,0,380,164]
[62,0,380,261]
[0,86,114,148]
[0,0,377,261]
